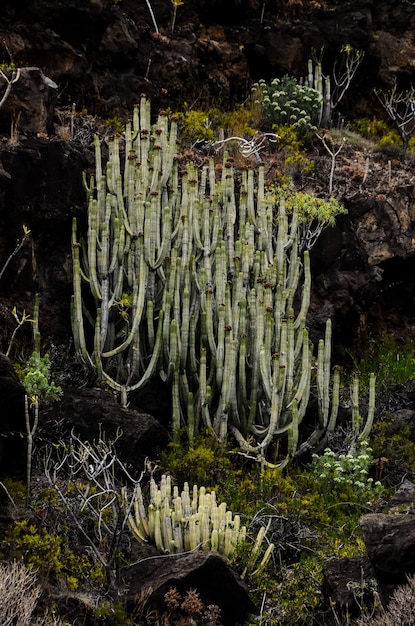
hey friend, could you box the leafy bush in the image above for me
[176,108,217,143]
[23,353,62,404]
[310,441,383,503]
[158,437,233,489]
[350,117,390,141]
[377,130,402,150]
[266,180,347,249]
[270,124,316,178]
[1,519,105,589]
[173,105,257,147]
[252,76,322,137]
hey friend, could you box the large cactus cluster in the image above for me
[71,97,371,465]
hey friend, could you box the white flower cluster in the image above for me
[311,441,383,498]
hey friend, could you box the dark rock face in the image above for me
[360,512,415,601]
[0,138,91,345]
[0,353,26,476]
[40,386,169,469]
[0,0,414,357]
[322,555,376,617]
[0,67,57,136]
[1,0,415,115]
[122,546,256,626]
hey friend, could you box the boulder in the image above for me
[122,545,257,626]
[321,555,377,620]
[387,478,415,510]
[40,385,169,470]
[0,67,57,136]
[360,511,415,601]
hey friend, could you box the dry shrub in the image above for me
[358,573,415,625]
[0,561,64,626]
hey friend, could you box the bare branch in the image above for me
[44,432,145,601]
[375,82,415,153]
[209,133,280,162]
[0,67,21,110]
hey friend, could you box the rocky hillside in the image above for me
[1,0,415,116]
[1,0,415,358]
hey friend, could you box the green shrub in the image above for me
[310,441,383,504]
[370,419,415,484]
[23,352,62,404]
[158,436,233,489]
[1,519,105,589]
[350,117,390,140]
[377,130,402,150]
[252,76,322,138]
[0,478,26,507]
[173,105,257,147]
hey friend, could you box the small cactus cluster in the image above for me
[126,474,246,558]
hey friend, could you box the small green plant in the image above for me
[266,181,347,250]
[22,345,62,507]
[159,437,233,488]
[377,130,402,150]
[104,116,126,134]
[23,353,62,404]
[370,419,415,485]
[265,125,315,180]
[0,478,26,507]
[220,105,257,139]
[174,107,217,144]
[350,117,390,141]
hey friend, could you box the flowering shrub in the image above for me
[311,441,383,502]
[252,75,322,137]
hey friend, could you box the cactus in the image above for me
[126,474,246,558]
[71,97,366,465]
[305,46,364,127]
